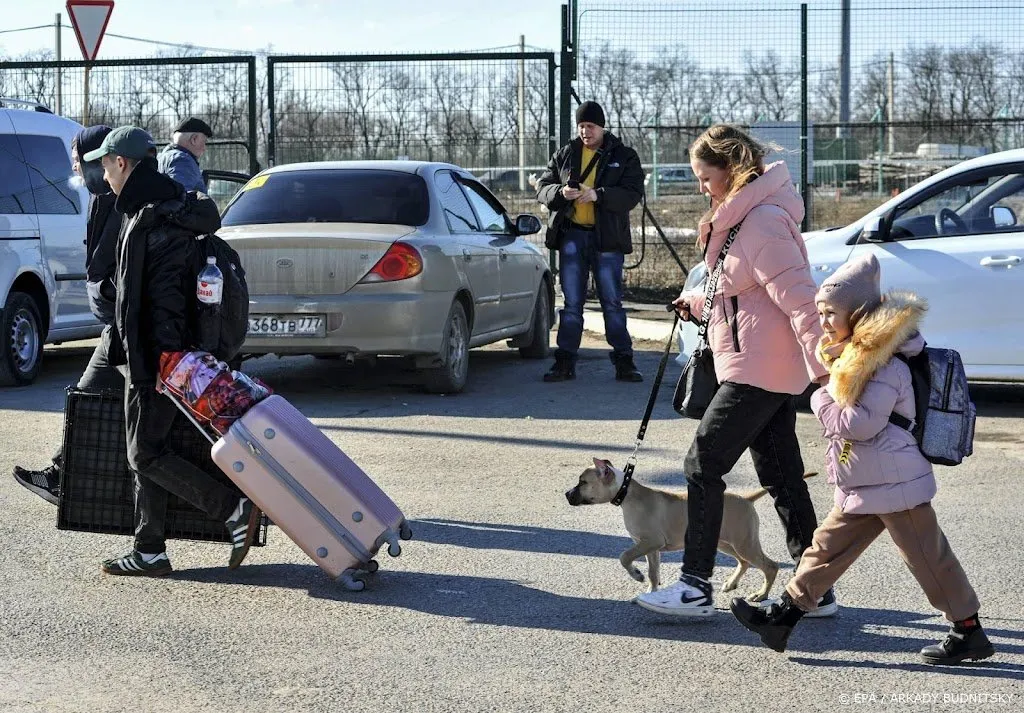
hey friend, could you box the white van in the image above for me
[0,99,101,386]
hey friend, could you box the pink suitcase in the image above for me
[207,394,411,590]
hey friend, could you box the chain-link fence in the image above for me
[267,52,556,188]
[570,0,1024,295]
[0,56,259,175]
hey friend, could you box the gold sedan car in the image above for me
[219,161,553,393]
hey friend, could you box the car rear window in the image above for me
[221,169,429,226]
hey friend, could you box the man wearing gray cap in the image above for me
[83,126,261,577]
[157,116,213,193]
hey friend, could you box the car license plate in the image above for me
[248,314,326,337]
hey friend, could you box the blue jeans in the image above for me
[556,227,632,358]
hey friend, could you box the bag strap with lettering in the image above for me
[696,221,743,344]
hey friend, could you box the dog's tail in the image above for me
[743,472,819,502]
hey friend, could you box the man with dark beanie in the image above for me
[12,126,124,504]
[536,100,645,382]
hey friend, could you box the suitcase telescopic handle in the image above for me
[157,379,218,446]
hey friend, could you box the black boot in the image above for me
[611,352,643,382]
[921,616,995,665]
[731,592,805,653]
[543,351,576,382]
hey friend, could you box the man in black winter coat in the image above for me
[536,100,645,383]
[82,126,261,577]
[12,126,124,504]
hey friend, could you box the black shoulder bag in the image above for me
[672,222,742,419]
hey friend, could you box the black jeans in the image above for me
[682,381,818,581]
[51,326,124,468]
[122,372,238,553]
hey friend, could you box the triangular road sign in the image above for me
[67,0,115,62]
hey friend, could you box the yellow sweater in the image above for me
[571,146,596,226]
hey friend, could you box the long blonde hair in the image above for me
[691,124,773,246]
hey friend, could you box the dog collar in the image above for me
[611,464,634,507]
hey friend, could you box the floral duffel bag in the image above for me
[157,351,272,437]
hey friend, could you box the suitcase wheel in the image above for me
[339,568,367,591]
[364,559,379,573]
[387,542,402,558]
[399,522,413,541]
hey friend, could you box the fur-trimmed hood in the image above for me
[824,290,928,407]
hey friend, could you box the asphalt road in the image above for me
[1,334,1022,713]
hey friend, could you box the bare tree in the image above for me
[742,50,799,122]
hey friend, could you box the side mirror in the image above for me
[991,205,1016,228]
[515,214,542,236]
[859,215,889,243]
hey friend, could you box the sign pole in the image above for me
[66,0,114,123]
[55,13,62,115]
[83,64,90,124]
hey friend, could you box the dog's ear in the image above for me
[592,458,615,482]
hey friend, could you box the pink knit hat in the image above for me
[815,254,882,315]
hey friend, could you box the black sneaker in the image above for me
[543,352,576,382]
[921,625,995,665]
[611,352,643,382]
[101,551,173,577]
[226,497,261,569]
[12,464,60,506]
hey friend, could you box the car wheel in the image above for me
[423,302,469,394]
[518,283,551,359]
[0,291,44,387]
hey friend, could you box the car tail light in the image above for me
[360,242,423,283]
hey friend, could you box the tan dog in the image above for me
[566,458,817,602]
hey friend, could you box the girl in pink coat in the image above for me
[637,124,831,618]
[731,253,994,665]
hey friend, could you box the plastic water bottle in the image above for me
[196,256,223,353]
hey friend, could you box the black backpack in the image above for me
[188,233,249,362]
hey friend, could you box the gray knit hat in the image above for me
[815,253,882,315]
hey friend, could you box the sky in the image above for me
[0,0,565,59]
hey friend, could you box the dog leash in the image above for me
[612,308,680,507]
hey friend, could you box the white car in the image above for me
[679,149,1024,383]
[0,100,97,386]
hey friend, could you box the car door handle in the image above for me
[462,249,472,262]
[980,255,1021,268]
[499,248,508,261]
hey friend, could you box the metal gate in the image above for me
[0,55,259,176]
[267,51,557,179]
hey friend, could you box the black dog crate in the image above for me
[57,388,267,546]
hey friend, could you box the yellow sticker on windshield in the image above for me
[241,175,269,191]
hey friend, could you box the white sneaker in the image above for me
[635,575,714,617]
[758,588,838,619]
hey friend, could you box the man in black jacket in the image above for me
[82,126,261,576]
[12,126,124,504]
[536,101,645,382]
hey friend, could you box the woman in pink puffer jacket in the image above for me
[731,254,993,666]
[637,124,831,619]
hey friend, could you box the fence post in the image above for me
[247,56,258,176]
[554,2,576,274]
[800,3,810,232]
[547,56,557,160]
[267,57,276,167]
